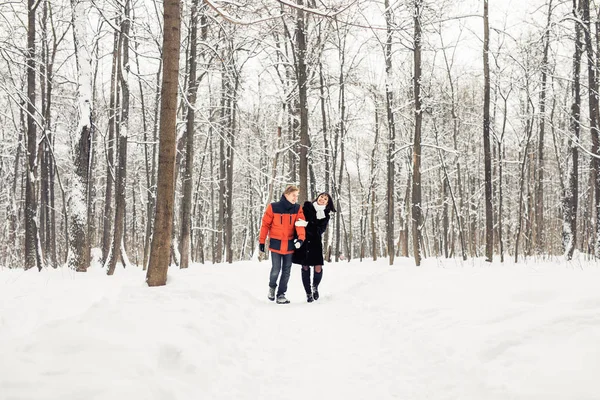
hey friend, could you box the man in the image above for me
[259,185,306,304]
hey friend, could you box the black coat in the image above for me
[292,201,330,266]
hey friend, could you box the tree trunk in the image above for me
[412,0,423,266]
[102,28,119,264]
[514,99,534,262]
[216,67,227,264]
[107,1,131,275]
[370,92,380,261]
[563,0,582,260]
[225,78,238,263]
[318,28,331,257]
[180,0,199,269]
[483,0,494,262]
[535,0,553,255]
[384,0,396,265]
[25,0,42,271]
[68,0,93,272]
[143,57,162,270]
[296,0,309,203]
[582,0,600,257]
[146,0,181,286]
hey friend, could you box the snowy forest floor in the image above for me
[1,256,600,400]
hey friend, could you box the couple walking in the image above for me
[258,185,336,304]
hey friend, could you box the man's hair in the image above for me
[283,185,299,195]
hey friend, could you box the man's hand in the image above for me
[259,243,265,252]
[294,239,303,249]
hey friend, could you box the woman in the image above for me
[259,185,306,304]
[292,192,336,302]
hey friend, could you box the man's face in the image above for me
[285,190,299,204]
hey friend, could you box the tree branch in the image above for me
[276,0,357,18]
[204,0,283,25]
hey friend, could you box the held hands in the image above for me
[259,243,265,252]
[294,239,304,249]
[295,219,308,227]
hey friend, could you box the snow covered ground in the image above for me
[1,256,599,400]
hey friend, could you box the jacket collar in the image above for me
[279,195,295,210]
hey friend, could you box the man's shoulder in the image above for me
[272,200,300,214]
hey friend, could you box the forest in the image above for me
[1,0,598,274]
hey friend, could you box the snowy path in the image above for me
[1,258,599,400]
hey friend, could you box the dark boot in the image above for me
[313,269,323,300]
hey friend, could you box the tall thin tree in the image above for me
[69,0,93,272]
[412,0,424,266]
[483,0,494,262]
[535,0,553,254]
[563,0,582,260]
[106,0,131,275]
[180,0,200,269]
[384,0,396,264]
[146,0,181,286]
[25,0,42,271]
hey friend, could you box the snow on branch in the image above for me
[204,0,283,25]
[205,0,358,24]
[276,0,357,18]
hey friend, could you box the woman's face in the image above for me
[317,194,329,206]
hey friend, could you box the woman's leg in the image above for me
[301,265,312,294]
[313,265,323,286]
[313,265,323,300]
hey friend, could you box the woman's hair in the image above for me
[283,185,299,195]
[313,192,336,213]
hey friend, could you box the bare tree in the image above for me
[534,0,553,254]
[384,0,396,265]
[146,0,181,286]
[24,0,42,271]
[563,0,582,260]
[106,0,131,275]
[411,0,424,266]
[296,0,310,203]
[581,0,600,257]
[102,28,119,265]
[483,0,494,262]
[180,0,200,269]
[68,0,93,272]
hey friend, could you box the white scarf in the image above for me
[313,202,326,219]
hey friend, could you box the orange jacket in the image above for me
[259,196,306,254]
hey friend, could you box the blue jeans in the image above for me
[269,253,293,296]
